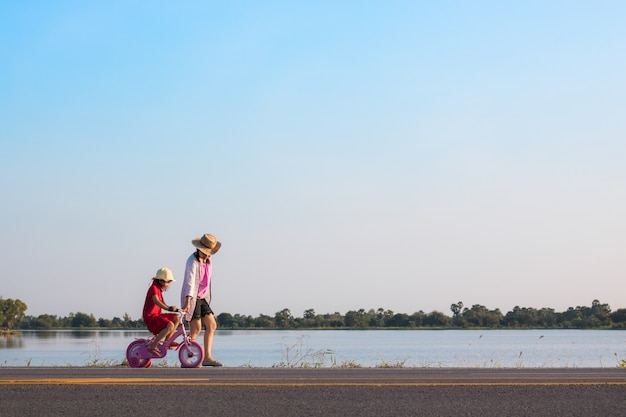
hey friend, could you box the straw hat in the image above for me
[153,267,175,282]
[192,233,221,255]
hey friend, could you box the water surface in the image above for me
[1,329,625,368]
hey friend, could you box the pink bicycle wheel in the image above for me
[179,341,204,368]
[126,340,152,368]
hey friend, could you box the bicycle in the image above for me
[126,311,204,368]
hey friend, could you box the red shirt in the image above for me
[143,282,163,319]
[142,282,177,335]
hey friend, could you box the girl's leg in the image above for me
[164,316,180,340]
[148,322,174,350]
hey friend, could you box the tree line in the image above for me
[19,312,146,330]
[3,296,626,330]
[216,299,626,330]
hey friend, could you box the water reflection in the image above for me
[25,330,148,340]
[0,334,25,349]
[69,330,97,338]
[31,331,59,339]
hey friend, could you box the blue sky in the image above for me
[1,1,625,320]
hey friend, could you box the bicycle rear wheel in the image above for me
[179,341,204,368]
[126,340,152,368]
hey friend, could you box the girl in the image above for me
[142,267,180,356]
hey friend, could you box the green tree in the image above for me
[424,310,450,327]
[611,308,626,324]
[536,308,558,328]
[253,314,275,328]
[371,308,386,327]
[217,312,235,328]
[450,301,463,318]
[409,310,427,327]
[462,304,502,327]
[274,309,294,329]
[98,318,112,327]
[345,309,368,328]
[374,309,395,327]
[450,301,464,326]
[559,300,611,329]
[504,306,539,327]
[233,314,253,328]
[302,309,317,327]
[71,312,97,327]
[562,306,583,328]
[26,314,61,329]
[387,313,411,327]
[589,299,611,326]
[325,312,344,327]
[1,298,28,330]
[123,313,132,327]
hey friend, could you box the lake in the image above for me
[1,329,625,368]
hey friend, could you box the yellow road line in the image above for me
[0,378,205,385]
[1,378,626,386]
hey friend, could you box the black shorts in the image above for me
[192,298,213,320]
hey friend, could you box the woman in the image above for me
[180,233,223,366]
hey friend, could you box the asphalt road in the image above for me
[1,367,625,417]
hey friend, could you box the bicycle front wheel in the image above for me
[179,341,204,368]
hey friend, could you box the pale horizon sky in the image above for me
[1,1,625,321]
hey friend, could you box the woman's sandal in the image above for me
[202,359,223,367]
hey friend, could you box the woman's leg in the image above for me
[189,317,201,341]
[202,313,218,361]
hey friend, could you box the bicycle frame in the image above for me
[126,311,204,368]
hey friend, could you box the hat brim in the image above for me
[153,277,176,282]
[192,239,221,255]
